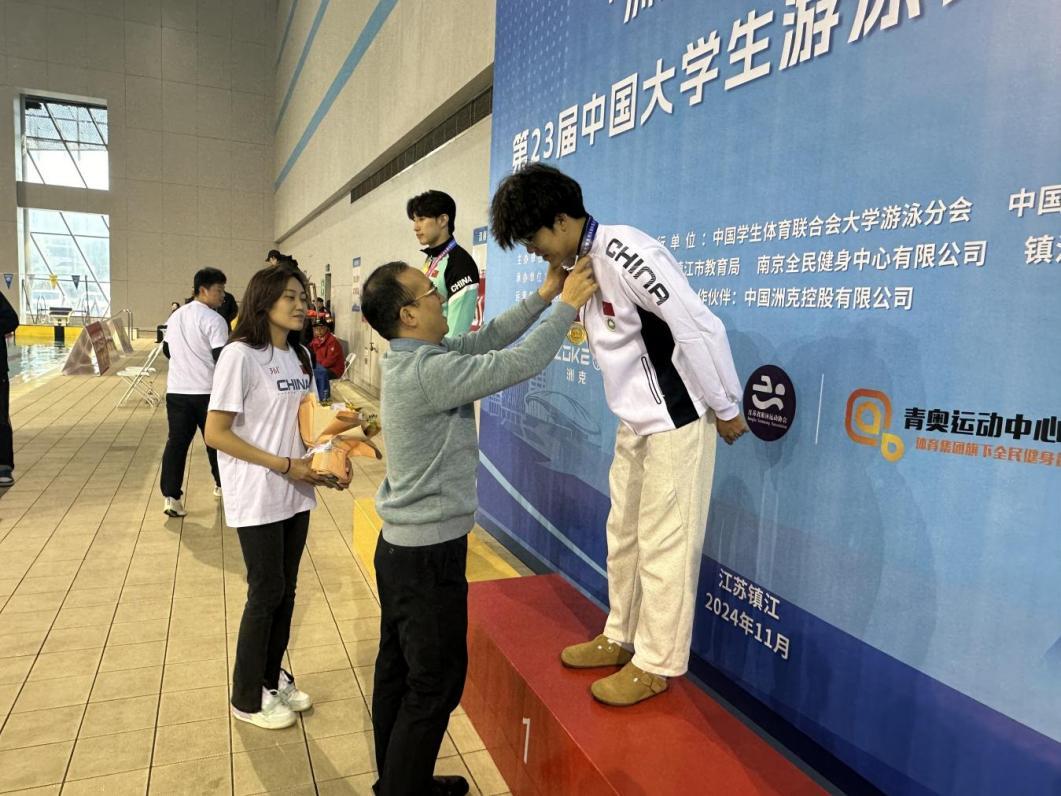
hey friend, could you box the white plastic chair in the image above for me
[116,343,164,407]
[340,352,357,382]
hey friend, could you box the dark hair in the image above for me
[217,291,238,324]
[407,190,456,234]
[265,249,283,261]
[229,264,312,374]
[490,164,587,249]
[362,262,414,340]
[193,267,227,296]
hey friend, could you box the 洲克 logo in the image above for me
[846,389,905,461]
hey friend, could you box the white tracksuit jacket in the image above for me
[583,223,742,435]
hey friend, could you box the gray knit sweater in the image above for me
[376,293,578,546]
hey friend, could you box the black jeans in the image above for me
[0,376,11,470]
[231,511,310,712]
[373,534,468,796]
[160,393,220,498]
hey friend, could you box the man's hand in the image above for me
[559,257,598,309]
[716,414,749,445]
[537,257,569,302]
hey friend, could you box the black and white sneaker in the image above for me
[277,668,312,712]
[163,497,186,516]
[231,688,297,729]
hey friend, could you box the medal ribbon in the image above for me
[573,216,598,327]
[578,216,598,258]
[425,238,458,278]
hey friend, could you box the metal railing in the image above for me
[106,308,133,341]
[23,274,112,325]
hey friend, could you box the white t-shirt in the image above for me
[164,301,230,394]
[209,342,316,528]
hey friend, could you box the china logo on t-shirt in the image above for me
[276,376,311,392]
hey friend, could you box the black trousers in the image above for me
[231,511,310,712]
[0,376,11,470]
[373,534,468,796]
[160,393,220,498]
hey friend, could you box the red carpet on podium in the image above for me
[464,574,825,796]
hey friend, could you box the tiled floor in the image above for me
[0,353,513,795]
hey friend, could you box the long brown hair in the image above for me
[229,264,312,374]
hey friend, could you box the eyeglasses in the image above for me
[517,228,547,249]
[402,284,445,307]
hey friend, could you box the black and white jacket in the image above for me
[583,223,742,435]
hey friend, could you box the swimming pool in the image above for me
[5,342,69,383]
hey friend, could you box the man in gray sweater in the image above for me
[361,257,596,796]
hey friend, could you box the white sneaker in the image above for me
[0,469,12,487]
[213,485,223,498]
[163,497,186,517]
[231,688,297,729]
[277,668,312,711]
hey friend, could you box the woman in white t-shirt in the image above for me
[205,264,342,730]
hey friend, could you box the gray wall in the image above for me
[272,0,495,391]
[283,117,491,393]
[0,0,499,370]
[0,0,276,329]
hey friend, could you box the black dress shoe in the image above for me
[372,775,469,795]
[432,776,470,795]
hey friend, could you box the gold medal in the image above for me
[567,321,587,345]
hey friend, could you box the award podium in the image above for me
[464,574,824,795]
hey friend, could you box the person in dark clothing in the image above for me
[0,290,19,487]
[218,291,238,327]
[307,297,333,329]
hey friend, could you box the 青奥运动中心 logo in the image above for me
[845,388,905,462]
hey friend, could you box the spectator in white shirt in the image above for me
[160,267,229,517]
[205,264,344,730]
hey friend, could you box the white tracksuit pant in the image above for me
[601,411,716,677]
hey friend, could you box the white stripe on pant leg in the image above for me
[602,422,646,648]
[630,413,717,677]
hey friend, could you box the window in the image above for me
[21,209,110,319]
[22,98,109,190]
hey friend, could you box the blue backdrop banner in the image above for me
[479,1,1061,793]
